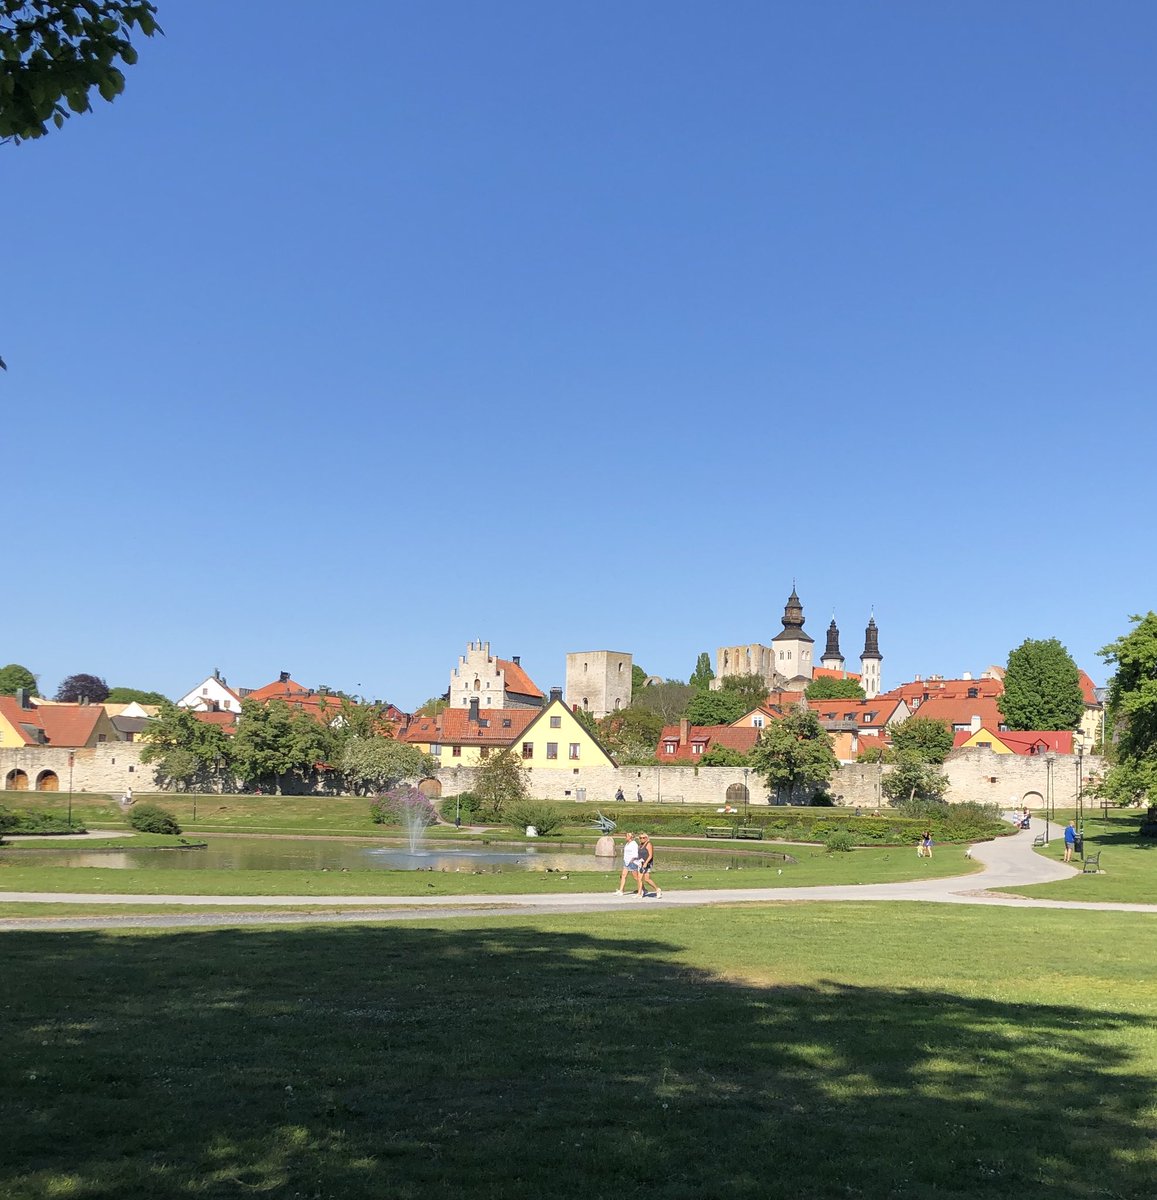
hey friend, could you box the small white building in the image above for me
[176,669,244,713]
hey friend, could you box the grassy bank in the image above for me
[2,903,1155,1199]
[0,843,976,897]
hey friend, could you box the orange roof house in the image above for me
[953,727,1075,755]
[0,692,121,749]
[449,641,546,710]
[912,695,1006,733]
[655,720,760,761]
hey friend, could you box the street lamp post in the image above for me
[1077,745,1085,846]
[454,767,461,828]
[67,752,74,830]
[742,767,750,825]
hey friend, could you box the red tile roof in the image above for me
[812,667,862,682]
[496,658,544,699]
[655,724,760,761]
[246,677,312,702]
[0,697,107,747]
[193,710,238,731]
[881,677,1004,707]
[400,707,539,747]
[915,695,1005,729]
[806,697,904,731]
[1077,671,1098,705]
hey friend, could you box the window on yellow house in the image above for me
[569,744,580,760]
[522,742,533,759]
[547,743,558,760]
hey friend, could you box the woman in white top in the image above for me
[616,833,640,895]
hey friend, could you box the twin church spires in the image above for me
[808,597,882,699]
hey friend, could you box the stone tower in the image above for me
[771,588,814,683]
[565,651,633,718]
[860,616,882,699]
[820,618,845,672]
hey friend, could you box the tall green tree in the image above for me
[229,699,331,794]
[684,689,748,726]
[139,703,230,792]
[750,708,837,805]
[1,2,162,143]
[883,749,949,805]
[597,706,664,763]
[340,738,434,796]
[889,717,954,764]
[689,652,715,690]
[805,676,865,700]
[1098,613,1157,804]
[631,681,694,723]
[631,664,648,696]
[999,638,1084,731]
[0,663,37,695]
[106,686,169,705]
[473,749,529,819]
[718,673,771,710]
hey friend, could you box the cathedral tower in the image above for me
[860,616,882,699]
[772,588,814,683]
[820,618,845,672]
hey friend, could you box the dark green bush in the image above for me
[0,807,86,834]
[506,801,565,837]
[824,830,855,853]
[128,804,181,835]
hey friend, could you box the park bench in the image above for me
[1082,851,1102,874]
[1033,833,1047,848]
[705,826,734,839]
[735,826,764,840]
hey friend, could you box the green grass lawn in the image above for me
[1008,808,1156,903]
[2,902,1155,1199]
[0,843,977,897]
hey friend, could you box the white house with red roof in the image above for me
[176,670,244,714]
[449,640,545,710]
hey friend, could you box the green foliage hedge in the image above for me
[506,801,566,837]
[0,806,87,834]
[128,804,182,835]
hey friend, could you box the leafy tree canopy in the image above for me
[805,676,865,700]
[473,749,529,818]
[0,662,37,695]
[750,707,837,804]
[882,749,948,805]
[699,744,751,767]
[631,664,648,696]
[106,686,168,705]
[1099,612,1157,804]
[718,673,771,710]
[415,696,448,717]
[597,706,664,764]
[229,699,333,794]
[888,716,954,764]
[55,672,109,703]
[630,681,694,724]
[998,637,1084,731]
[685,688,748,727]
[341,737,433,796]
[689,652,715,690]
[1,1,162,143]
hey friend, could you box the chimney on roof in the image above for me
[970,714,982,734]
[513,655,521,666]
[962,671,972,681]
[679,718,690,747]
[213,667,221,681]
[279,671,290,684]
[468,697,480,724]
[15,687,32,709]
[549,687,562,703]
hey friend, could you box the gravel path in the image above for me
[1,829,1153,931]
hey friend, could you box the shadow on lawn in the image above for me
[3,924,1154,1199]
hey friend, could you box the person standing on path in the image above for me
[1064,821,1077,863]
[920,830,933,858]
[636,833,662,898]
[616,832,641,895]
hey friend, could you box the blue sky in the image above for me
[4,1,1155,706]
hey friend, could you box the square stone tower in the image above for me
[565,651,633,718]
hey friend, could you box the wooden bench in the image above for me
[1082,851,1102,874]
[705,826,734,839]
[1033,833,1047,848]
[735,826,764,840]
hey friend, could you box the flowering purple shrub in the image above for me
[369,785,438,828]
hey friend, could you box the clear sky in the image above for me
[4,1,1155,706]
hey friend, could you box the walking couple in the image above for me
[616,831,662,899]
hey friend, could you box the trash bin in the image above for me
[1073,832,1085,857]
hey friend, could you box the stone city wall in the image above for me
[1,743,160,797]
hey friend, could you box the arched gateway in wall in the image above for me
[5,769,29,790]
[36,770,60,791]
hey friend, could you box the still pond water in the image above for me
[2,836,791,874]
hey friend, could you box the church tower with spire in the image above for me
[820,617,845,672]
[772,587,814,684]
[860,615,882,699]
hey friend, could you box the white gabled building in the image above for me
[176,669,244,713]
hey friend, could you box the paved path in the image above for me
[1,829,1154,931]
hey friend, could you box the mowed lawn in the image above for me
[3,903,1156,1200]
[1009,809,1156,903]
[0,843,976,899]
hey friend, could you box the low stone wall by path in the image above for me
[1,743,160,797]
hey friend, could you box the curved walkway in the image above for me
[1,829,1155,930]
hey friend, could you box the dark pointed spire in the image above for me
[824,618,844,664]
[774,587,813,643]
[861,614,882,660]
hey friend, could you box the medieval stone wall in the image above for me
[1,743,160,797]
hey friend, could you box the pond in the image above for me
[0,835,794,874]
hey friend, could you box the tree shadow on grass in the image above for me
[2,923,1154,1199]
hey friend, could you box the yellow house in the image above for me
[401,694,616,770]
[0,693,122,749]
